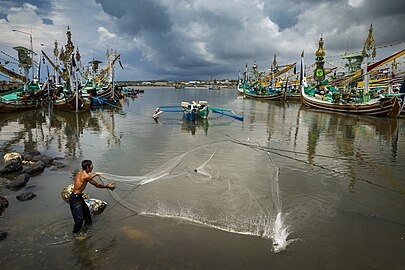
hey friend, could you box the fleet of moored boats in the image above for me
[237,25,405,117]
[1,25,405,119]
[0,27,141,113]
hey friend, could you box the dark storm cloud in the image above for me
[3,0,402,80]
[95,0,171,34]
[94,0,283,79]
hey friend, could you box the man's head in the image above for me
[81,160,93,171]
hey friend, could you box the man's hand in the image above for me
[106,183,115,191]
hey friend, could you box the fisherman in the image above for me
[69,160,115,234]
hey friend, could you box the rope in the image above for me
[103,99,153,119]
[207,126,405,195]
[325,40,405,59]
[0,49,19,62]
[0,57,19,65]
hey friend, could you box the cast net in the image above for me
[100,140,293,251]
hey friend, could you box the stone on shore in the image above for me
[16,192,36,202]
[0,196,9,215]
[22,151,41,161]
[0,158,23,175]
[6,173,30,191]
[0,232,7,241]
[21,161,45,175]
[31,155,54,166]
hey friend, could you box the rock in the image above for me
[49,162,67,170]
[3,152,22,161]
[32,154,47,162]
[16,192,36,202]
[30,155,53,166]
[21,161,45,175]
[6,173,30,191]
[0,232,7,241]
[22,151,41,161]
[85,198,107,215]
[0,196,9,216]
[42,156,54,166]
[0,158,23,175]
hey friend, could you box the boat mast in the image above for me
[272,53,277,89]
[314,35,326,89]
[13,46,36,92]
[361,23,376,94]
[112,49,116,100]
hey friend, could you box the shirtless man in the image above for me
[69,160,115,234]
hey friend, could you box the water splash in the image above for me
[271,212,291,253]
[267,151,294,253]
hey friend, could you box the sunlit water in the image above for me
[1,87,405,269]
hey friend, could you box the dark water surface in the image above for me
[1,87,404,269]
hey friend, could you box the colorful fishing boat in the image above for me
[152,101,243,121]
[239,58,296,100]
[52,92,91,112]
[301,80,405,117]
[182,101,209,120]
[300,35,405,117]
[0,81,42,113]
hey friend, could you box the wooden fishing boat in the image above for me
[52,92,91,112]
[0,81,42,113]
[239,59,295,101]
[300,82,404,117]
[0,98,39,113]
[243,85,285,100]
[299,48,405,117]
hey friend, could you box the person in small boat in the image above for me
[69,160,115,234]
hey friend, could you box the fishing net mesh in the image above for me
[100,141,283,239]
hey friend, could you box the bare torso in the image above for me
[73,170,90,194]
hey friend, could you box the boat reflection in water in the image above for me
[181,118,209,135]
[294,106,402,193]
[0,106,123,159]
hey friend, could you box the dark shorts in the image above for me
[69,193,92,233]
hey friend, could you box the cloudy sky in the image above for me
[1,0,405,81]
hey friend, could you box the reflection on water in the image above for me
[180,119,209,135]
[0,105,123,159]
[298,109,403,193]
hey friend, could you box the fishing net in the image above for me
[100,140,292,249]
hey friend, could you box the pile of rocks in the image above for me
[0,151,65,241]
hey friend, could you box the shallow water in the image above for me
[1,87,405,269]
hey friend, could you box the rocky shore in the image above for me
[0,151,67,241]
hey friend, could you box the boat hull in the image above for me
[244,90,285,100]
[183,110,196,121]
[0,100,39,113]
[53,93,91,112]
[300,87,403,117]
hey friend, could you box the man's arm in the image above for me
[86,172,115,190]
